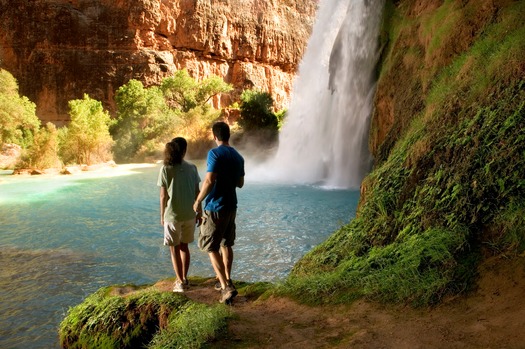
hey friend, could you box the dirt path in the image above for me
[154,255,525,348]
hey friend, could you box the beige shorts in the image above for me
[164,219,195,246]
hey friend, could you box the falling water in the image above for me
[260,0,384,189]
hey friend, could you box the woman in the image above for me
[157,137,201,292]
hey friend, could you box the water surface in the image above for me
[0,164,358,348]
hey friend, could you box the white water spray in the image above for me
[251,0,384,189]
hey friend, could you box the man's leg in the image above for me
[221,245,233,282]
[209,250,237,303]
[199,211,237,301]
[220,209,236,283]
[208,250,228,289]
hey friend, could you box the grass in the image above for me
[59,285,232,349]
[148,303,232,349]
[58,279,273,349]
[485,200,525,256]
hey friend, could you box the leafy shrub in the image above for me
[112,80,171,163]
[60,94,114,165]
[18,122,62,169]
[0,69,41,149]
[238,90,278,131]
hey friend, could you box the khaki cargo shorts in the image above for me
[198,209,236,252]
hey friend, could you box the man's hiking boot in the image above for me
[219,285,238,304]
[215,279,234,291]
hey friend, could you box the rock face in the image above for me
[0,0,316,125]
[369,0,500,163]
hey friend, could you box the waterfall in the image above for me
[253,0,384,189]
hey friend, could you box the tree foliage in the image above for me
[0,69,41,148]
[112,79,172,162]
[275,109,287,130]
[1,68,235,167]
[60,94,114,165]
[19,122,62,169]
[112,72,233,162]
[238,90,278,131]
[160,69,232,113]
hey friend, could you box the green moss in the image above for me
[484,199,525,255]
[59,287,189,349]
[149,303,232,349]
[422,1,461,58]
[235,281,275,301]
[429,13,525,109]
[378,1,417,79]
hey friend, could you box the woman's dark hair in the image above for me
[163,137,187,165]
[172,137,187,154]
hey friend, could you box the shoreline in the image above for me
[2,162,159,178]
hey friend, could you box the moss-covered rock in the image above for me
[58,284,231,349]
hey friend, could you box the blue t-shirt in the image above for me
[204,145,245,212]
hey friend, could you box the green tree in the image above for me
[196,75,234,108]
[160,70,233,112]
[111,73,232,162]
[238,90,278,131]
[112,80,173,162]
[19,122,62,169]
[161,70,198,112]
[60,94,113,165]
[0,69,41,148]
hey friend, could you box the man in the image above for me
[193,121,245,303]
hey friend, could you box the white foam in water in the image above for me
[249,0,384,189]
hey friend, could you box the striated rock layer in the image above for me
[0,0,316,125]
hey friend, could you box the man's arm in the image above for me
[193,172,216,212]
[160,186,168,226]
[237,176,244,188]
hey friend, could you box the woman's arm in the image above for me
[160,186,168,226]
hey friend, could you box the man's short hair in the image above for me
[212,121,230,142]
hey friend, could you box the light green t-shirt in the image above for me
[157,161,201,222]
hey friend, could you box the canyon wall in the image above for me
[0,0,316,125]
[369,0,502,163]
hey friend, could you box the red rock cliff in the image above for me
[0,0,316,125]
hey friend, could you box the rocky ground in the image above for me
[150,255,525,348]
